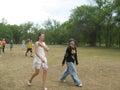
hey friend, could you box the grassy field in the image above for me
[0,45,120,90]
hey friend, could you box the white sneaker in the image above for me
[77,83,82,87]
[27,80,31,86]
[43,88,47,90]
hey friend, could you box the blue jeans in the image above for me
[61,62,81,85]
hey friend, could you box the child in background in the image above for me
[2,38,6,53]
[22,40,25,50]
[0,38,2,57]
[25,39,33,57]
[9,40,14,51]
[60,38,82,87]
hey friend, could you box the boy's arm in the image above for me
[62,47,69,65]
[62,53,68,65]
[75,47,79,65]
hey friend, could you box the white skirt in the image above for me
[33,56,48,69]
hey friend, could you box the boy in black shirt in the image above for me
[60,38,82,87]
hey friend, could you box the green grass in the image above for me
[0,45,120,90]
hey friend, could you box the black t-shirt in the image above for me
[62,46,78,65]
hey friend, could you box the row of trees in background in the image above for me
[0,0,120,48]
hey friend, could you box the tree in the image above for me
[20,22,33,41]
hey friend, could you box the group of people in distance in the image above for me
[0,38,33,57]
[0,38,15,57]
[26,32,82,90]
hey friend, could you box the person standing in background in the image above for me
[25,39,33,57]
[2,38,6,53]
[9,40,14,51]
[22,40,25,50]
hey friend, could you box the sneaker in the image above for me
[77,83,82,87]
[43,88,47,90]
[27,80,31,86]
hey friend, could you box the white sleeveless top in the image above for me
[33,42,47,64]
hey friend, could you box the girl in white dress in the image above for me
[27,33,49,90]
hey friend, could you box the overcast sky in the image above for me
[0,0,90,25]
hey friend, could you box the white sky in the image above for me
[0,0,90,25]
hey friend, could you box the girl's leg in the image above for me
[2,46,4,53]
[29,68,40,83]
[42,68,47,88]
